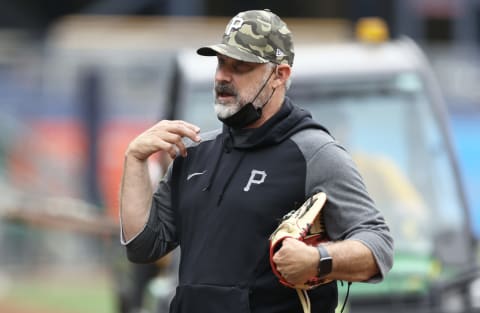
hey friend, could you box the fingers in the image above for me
[176,120,201,134]
[273,238,300,261]
[272,238,296,275]
[159,121,201,157]
[157,132,188,158]
[127,120,201,161]
[165,120,201,143]
[272,238,315,284]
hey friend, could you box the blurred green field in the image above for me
[0,271,116,313]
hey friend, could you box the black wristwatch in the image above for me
[316,245,333,278]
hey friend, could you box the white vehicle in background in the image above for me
[151,19,480,313]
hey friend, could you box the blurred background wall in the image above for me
[0,1,478,313]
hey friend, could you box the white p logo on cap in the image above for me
[225,17,244,36]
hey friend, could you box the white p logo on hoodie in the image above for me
[243,170,267,192]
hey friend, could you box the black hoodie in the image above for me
[123,97,394,313]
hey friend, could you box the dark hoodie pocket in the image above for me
[170,284,251,313]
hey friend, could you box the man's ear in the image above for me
[272,64,291,89]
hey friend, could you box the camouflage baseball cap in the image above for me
[197,9,294,66]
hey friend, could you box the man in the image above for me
[120,9,393,313]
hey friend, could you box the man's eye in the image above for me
[234,64,252,73]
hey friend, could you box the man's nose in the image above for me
[215,66,232,83]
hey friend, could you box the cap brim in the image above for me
[197,44,269,64]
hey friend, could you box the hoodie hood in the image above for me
[202,97,329,202]
[225,97,329,149]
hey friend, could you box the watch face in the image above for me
[317,245,333,277]
[319,256,332,276]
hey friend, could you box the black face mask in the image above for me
[218,67,276,129]
[219,102,262,129]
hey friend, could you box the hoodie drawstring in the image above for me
[217,152,246,205]
[202,150,224,192]
[202,130,248,206]
[202,131,233,192]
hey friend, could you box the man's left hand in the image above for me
[272,238,319,285]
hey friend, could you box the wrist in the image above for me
[125,144,148,162]
[307,246,321,277]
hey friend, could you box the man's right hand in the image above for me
[126,120,201,161]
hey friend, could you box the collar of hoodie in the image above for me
[201,97,328,205]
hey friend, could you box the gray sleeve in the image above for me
[295,131,394,282]
[124,164,179,263]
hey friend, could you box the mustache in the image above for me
[215,82,237,96]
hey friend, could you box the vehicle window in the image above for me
[289,72,465,254]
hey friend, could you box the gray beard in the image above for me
[214,93,266,119]
[212,68,273,119]
[214,101,242,119]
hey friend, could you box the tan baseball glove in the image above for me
[269,192,331,313]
